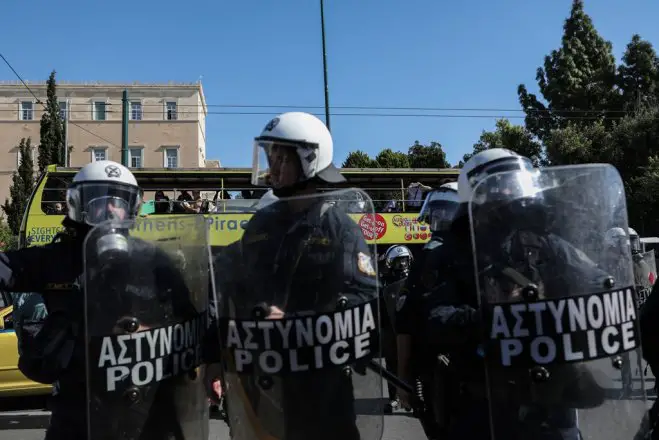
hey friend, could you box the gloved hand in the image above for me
[203,363,224,405]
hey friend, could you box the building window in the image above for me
[130,101,142,121]
[166,101,177,120]
[129,147,143,168]
[20,101,33,121]
[91,147,108,162]
[93,101,106,121]
[59,101,68,120]
[163,147,179,168]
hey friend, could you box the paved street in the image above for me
[0,351,653,440]
[0,404,426,440]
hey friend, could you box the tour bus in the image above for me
[19,165,459,254]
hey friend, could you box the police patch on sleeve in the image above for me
[357,252,376,276]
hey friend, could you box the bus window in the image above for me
[41,175,71,215]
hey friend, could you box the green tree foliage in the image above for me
[38,70,65,174]
[630,155,659,233]
[0,220,18,251]
[617,34,659,110]
[343,141,450,169]
[342,141,450,208]
[518,0,618,148]
[504,0,659,234]
[407,141,450,168]
[375,148,409,168]
[460,119,547,167]
[342,150,376,168]
[2,138,35,236]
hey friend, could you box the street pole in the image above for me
[121,89,129,166]
[63,99,69,167]
[320,0,331,131]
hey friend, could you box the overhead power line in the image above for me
[11,101,636,115]
[0,108,644,120]
[0,52,118,147]
[0,52,641,126]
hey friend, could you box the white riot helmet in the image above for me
[458,148,536,204]
[251,112,346,195]
[417,181,460,233]
[66,160,142,226]
[605,227,639,254]
[255,189,279,210]
[379,245,413,278]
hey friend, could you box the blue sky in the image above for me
[2,0,658,167]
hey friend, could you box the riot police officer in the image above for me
[0,161,140,439]
[379,245,413,283]
[425,148,640,440]
[606,226,655,397]
[378,244,413,412]
[3,160,210,440]
[406,182,459,295]
[214,112,381,440]
[395,182,459,409]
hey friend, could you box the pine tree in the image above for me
[2,138,36,235]
[517,0,618,145]
[617,34,659,110]
[38,70,65,174]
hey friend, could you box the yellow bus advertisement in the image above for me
[25,213,431,247]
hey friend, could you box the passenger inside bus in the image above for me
[37,173,435,217]
[154,191,170,214]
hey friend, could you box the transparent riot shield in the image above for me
[215,189,384,440]
[83,215,211,440]
[634,250,657,310]
[469,164,647,440]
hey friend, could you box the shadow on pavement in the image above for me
[0,414,50,430]
[0,396,50,431]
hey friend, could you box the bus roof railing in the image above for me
[47,165,460,174]
[44,165,459,191]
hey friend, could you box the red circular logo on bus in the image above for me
[650,272,656,285]
[358,214,387,240]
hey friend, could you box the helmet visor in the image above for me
[391,257,411,272]
[429,203,460,232]
[251,138,317,188]
[418,189,460,230]
[472,169,542,205]
[67,183,142,226]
